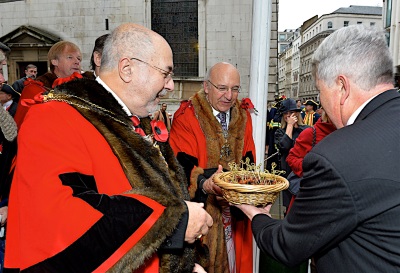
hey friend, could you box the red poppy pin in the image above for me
[151,120,169,142]
[241,98,258,114]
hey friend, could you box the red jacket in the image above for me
[286,119,336,177]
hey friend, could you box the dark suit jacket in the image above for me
[252,90,400,273]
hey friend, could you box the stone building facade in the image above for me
[278,5,382,101]
[0,0,278,114]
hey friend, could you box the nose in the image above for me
[164,78,174,92]
[224,89,233,100]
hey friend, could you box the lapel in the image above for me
[355,89,400,123]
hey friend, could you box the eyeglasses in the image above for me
[207,80,241,93]
[130,57,174,80]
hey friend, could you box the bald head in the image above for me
[100,23,170,73]
[98,23,175,117]
[204,62,241,112]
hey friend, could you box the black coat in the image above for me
[253,90,400,273]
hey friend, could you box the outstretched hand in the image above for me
[234,203,272,220]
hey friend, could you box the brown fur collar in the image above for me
[191,89,247,169]
[189,90,248,273]
[36,72,58,88]
[52,78,203,273]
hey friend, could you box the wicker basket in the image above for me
[213,171,289,206]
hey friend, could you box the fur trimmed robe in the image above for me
[5,78,206,272]
[169,90,256,273]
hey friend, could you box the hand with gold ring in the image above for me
[184,201,213,243]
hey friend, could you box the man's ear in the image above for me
[119,58,133,83]
[338,75,350,105]
[93,51,102,67]
[203,81,208,94]
[51,59,58,67]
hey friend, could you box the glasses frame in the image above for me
[130,57,174,80]
[207,80,241,93]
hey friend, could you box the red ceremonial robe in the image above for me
[169,90,255,273]
[5,79,202,272]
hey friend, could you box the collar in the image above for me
[96,76,132,117]
[346,94,378,125]
[2,100,12,110]
[212,107,230,123]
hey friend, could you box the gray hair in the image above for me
[312,25,393,91]
[101,25,155,71]
[25,64,37,70]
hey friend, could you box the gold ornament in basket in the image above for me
[213,161,289,206]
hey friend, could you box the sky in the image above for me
[278,0,383,31]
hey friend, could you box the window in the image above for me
[357,21,362,24]
[279,34,286,41]
[151,0,198,77]
[344,21,349,27]
[370,22,376,27]
[327,21,333,29]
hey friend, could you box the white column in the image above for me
[249,0,272,272]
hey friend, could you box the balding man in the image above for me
[6,23,212,273]
[170,62,256,273]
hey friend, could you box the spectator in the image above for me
[236,25,400,273]
[274,98,309,209]
[170,62,255,273]
[301,99,320,125]
[5,23,212,273]
[152,103,172,131]
[266,95,286,171]
[0,84,19,117]
[12,64,38,93]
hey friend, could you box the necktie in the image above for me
[217,112,227,131]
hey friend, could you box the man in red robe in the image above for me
[169,62,256,273]
[5,23,212,273]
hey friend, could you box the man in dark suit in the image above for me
[236,25,400,272]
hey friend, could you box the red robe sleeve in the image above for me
[6,102,164,272]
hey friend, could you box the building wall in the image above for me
[291,33,301,98]
[0,0,278,115]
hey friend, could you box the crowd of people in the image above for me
[0,23,398,273]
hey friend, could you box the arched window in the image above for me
[327,21,333,29]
